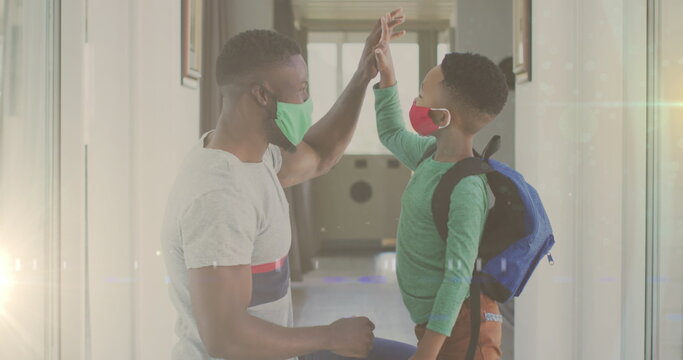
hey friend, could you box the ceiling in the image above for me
[292,0,456,28]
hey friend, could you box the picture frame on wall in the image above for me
[181,0,203,88]
[513,0,531,83]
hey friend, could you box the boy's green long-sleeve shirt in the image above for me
[374,84,489,336]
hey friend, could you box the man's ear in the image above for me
[250,84,270,106]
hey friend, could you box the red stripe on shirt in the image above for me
[251,255,287,274]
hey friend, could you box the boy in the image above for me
[372,15,509,360]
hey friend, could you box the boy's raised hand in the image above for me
[357,9,406,83]
[374,12,403,88]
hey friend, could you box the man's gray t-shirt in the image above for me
[162,131,293,360]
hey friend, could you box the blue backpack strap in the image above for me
[481,135,501,160]
[416,141,488,169]
[431,135,500,240]
[430,157,493,360]
[431,157,495,241]
[430,156,495,360]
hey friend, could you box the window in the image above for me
[308,32,420,155]
[437,43,450,63]
[0,0,59,357]
[437,29,451,63]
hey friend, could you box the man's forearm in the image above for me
[210,313,331,360]
[302,70,371,170]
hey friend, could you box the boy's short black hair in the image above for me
[498,56,516,91]
[216,29,301,86]
[440,52,509,117]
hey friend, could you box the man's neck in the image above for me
[206,107,269,163]
[433,129,474,163]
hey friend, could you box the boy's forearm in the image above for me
[378,69,397,88]
[374,85,406,153]
[414,328,447,360]
[374,84,432,170]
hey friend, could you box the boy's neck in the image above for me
[433,130,475,163]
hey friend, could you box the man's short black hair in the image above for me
[440,52,509,116]
[216,29,301,86]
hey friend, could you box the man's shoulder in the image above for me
[166,149,246,214]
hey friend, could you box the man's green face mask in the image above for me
[273,98,313,146]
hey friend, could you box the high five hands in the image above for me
[357,8,406,83]
[373,11,402,88]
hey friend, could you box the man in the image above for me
[161,9,415,360]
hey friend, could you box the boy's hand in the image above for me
[374,13,402,88]
[357,9,406,83]
[325,316,376,358]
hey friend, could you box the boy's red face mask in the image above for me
[409,101,451,136]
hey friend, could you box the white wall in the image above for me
[61,0,200,359]
[514,0,646,359]
[60,0,87,357]
[224,0,275,35]
[61,1,140,359]
[454,0,514,167]
[132,1,203,359]
[619,2,647,360]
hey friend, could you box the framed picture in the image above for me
[181,0,203,88]
[513,0,531,83]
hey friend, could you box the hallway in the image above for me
[0,0,681,359]
[292,252,415,345]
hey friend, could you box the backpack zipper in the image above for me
[547,253,555,265]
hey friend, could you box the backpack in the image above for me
[417,135,555,360]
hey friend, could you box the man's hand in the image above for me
[278,9,407,188]
[374,14,400,88]
[356,8,406,82]
[326,317,376,358]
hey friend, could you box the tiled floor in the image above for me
[291,251,417,346]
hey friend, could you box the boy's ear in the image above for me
[429,109,451,128]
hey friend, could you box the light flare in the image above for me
[0,249,16,312]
